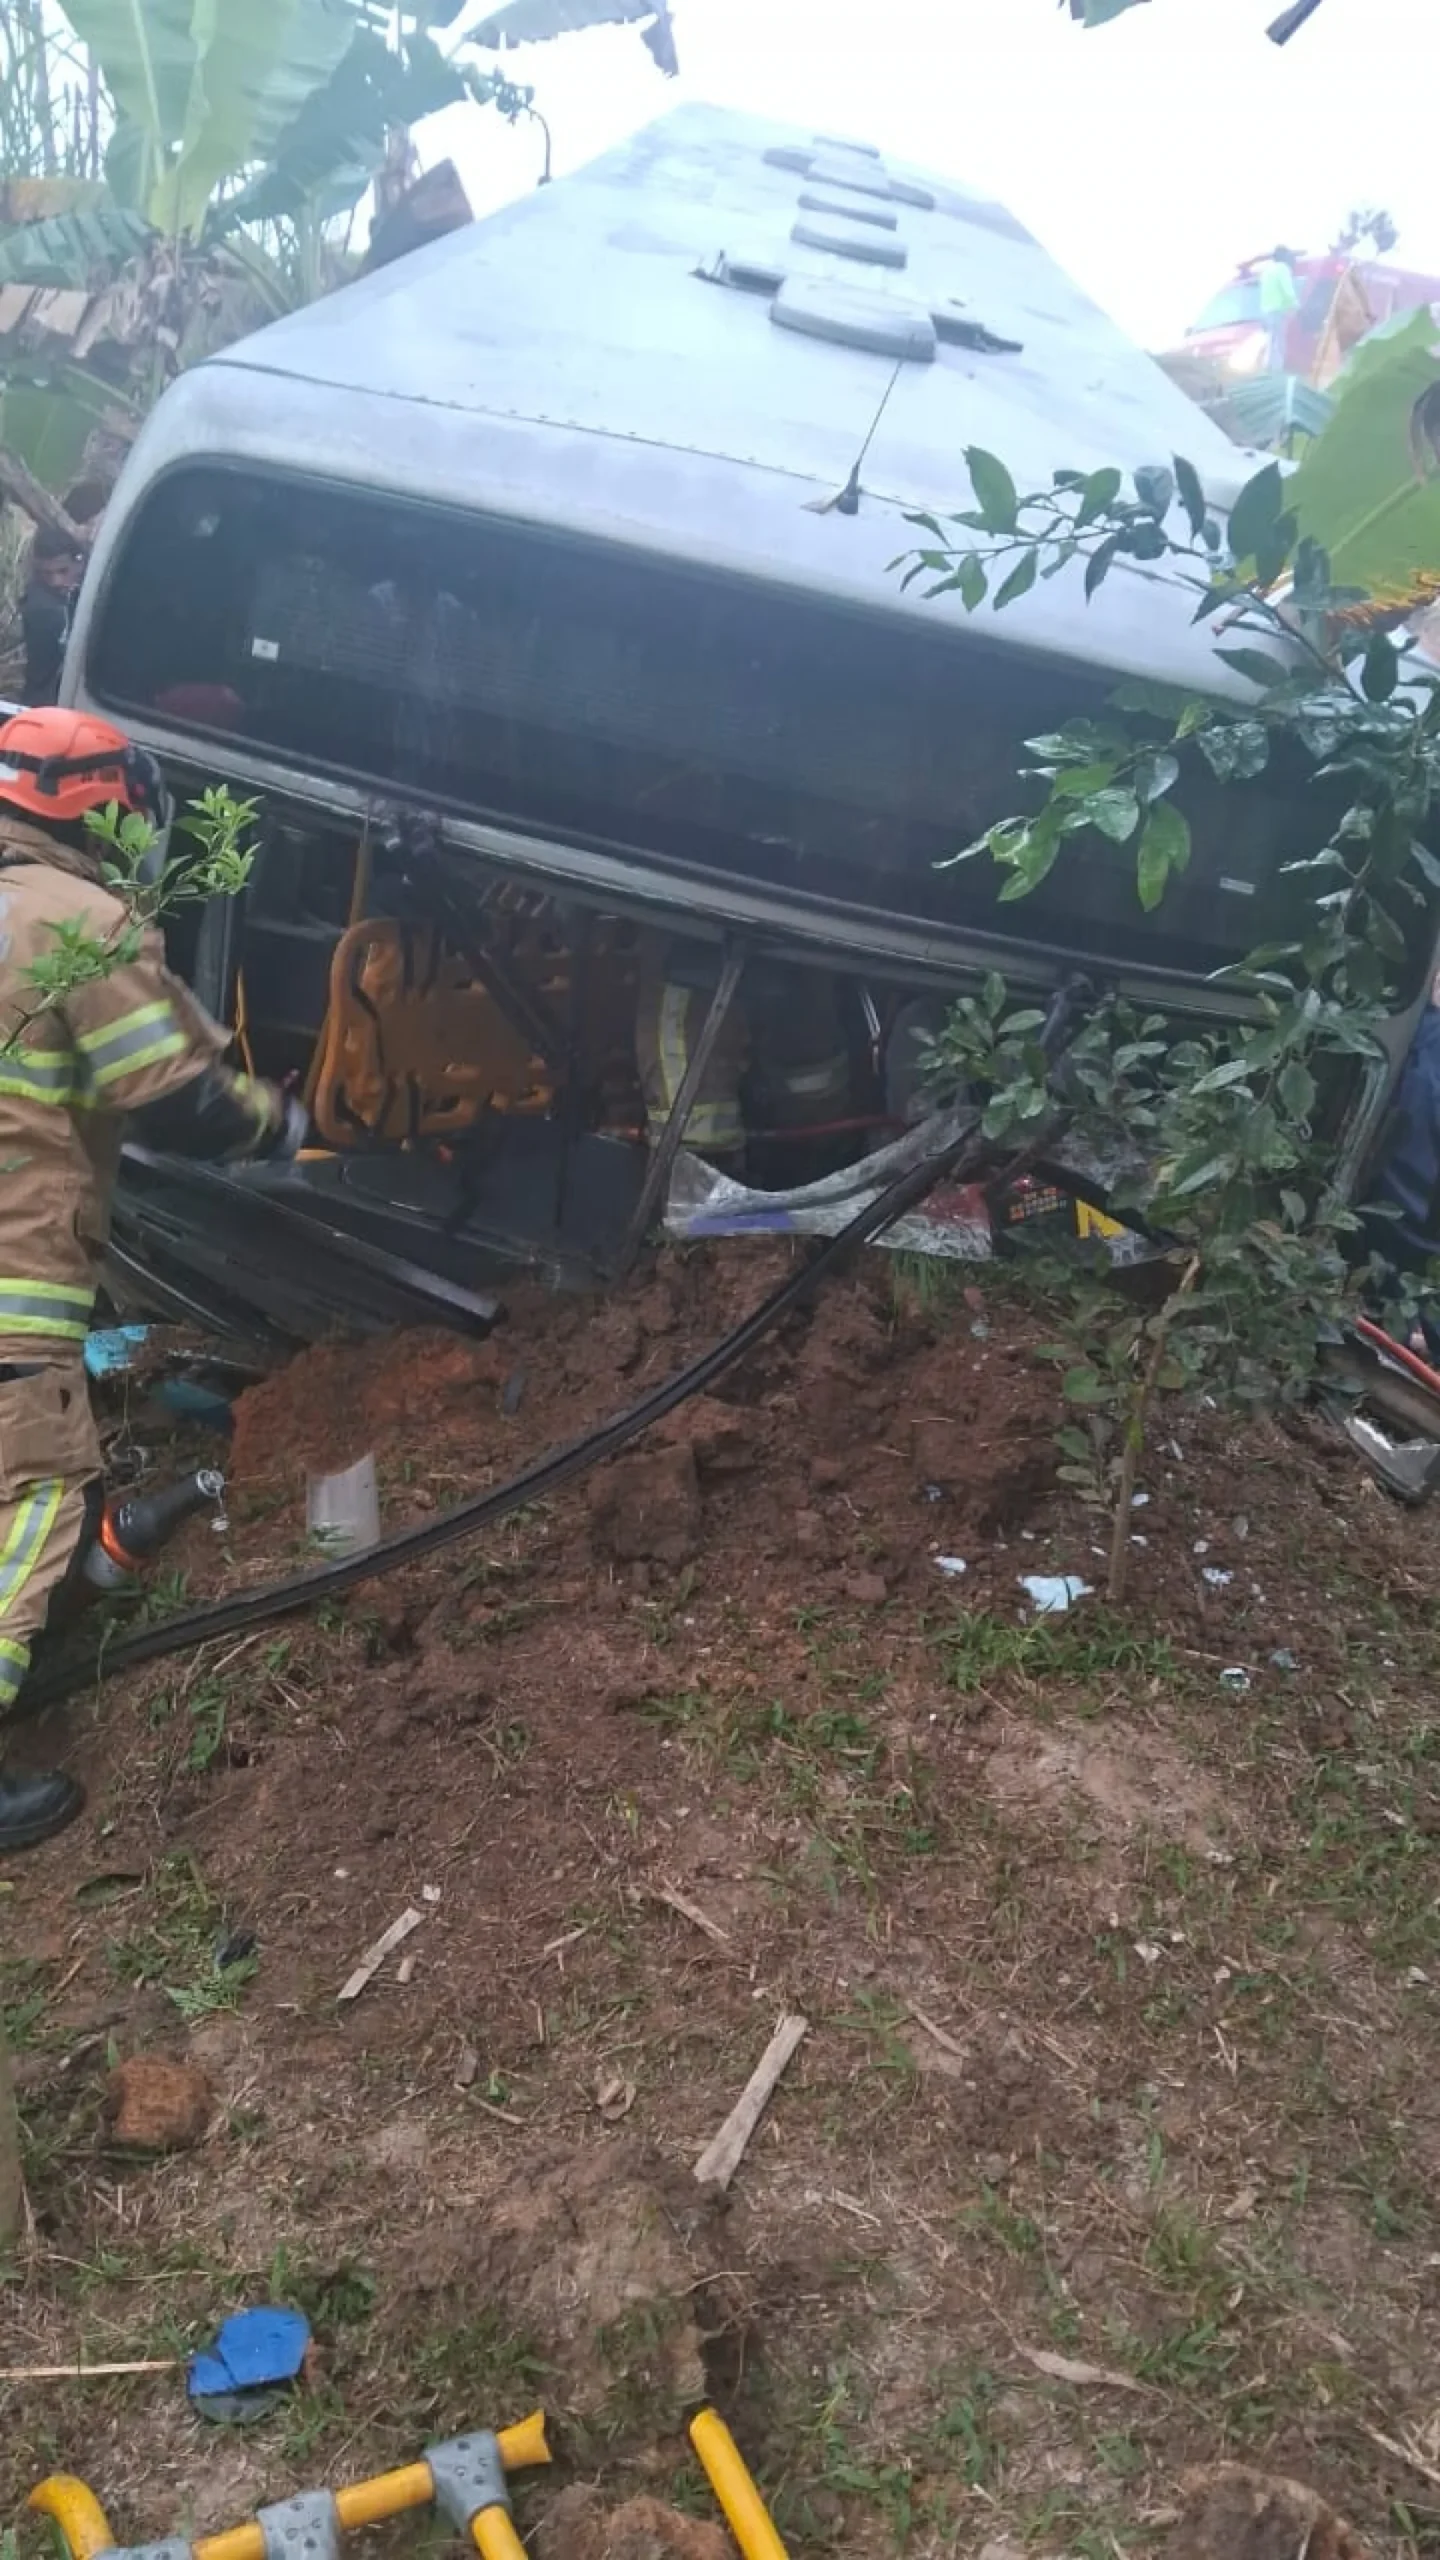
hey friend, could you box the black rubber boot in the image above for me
[0,1764,84,1853]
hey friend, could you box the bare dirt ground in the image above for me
[3,1242,1439,2560]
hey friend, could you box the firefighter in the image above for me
[634,936,750,1169]
[0,707,301,1854]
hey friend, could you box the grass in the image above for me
[14,1353,1440,2560]
[934,1605,1176,1694]
[636,1681,939,1907]
[108,1851,258,2022]
[401,2310,548,2437]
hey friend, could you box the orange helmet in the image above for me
[0,706,168,829]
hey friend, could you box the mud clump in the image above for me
[1168,2467,1369,2560]
[537,2493,731,2560]
[104,2056,212,2152]
[655,1395,760,1478]
[590,1446,703,1567]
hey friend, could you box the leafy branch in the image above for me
[5,784,258,1053]
[925,974,1374,1603]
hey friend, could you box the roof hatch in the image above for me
[771,274,936,362]
[797,190,899,231]
[791,216,907,270]
[806,153,898,202]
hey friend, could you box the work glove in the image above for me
[243,1082,309,1162]
[260,1091,311,1162]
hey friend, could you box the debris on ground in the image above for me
[188,2307,311,2423]
[1166,2467,1369,2560]
[693,2013,809,2192]
[337,1905,426,2003]
[9,1247,1440,2556]
[102,2056,212,2152]
[536,2490,732,2560]
[1020,1572,1092,1614]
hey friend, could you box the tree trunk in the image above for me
[18,0,57,177]
[0,2009,23,2258]
[0,447,89,547]
[1107,1255,1201,1607]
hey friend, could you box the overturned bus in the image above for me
[59,104,1435,1343]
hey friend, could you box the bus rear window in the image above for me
[86,463,1396,985]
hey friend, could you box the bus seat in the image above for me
[309,919,551,1146]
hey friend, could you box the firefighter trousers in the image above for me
[0,1362,101,1717]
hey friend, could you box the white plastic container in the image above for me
[306,1454,380,1558]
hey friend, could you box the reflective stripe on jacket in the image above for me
[0,817,236,1353]
[635,945,749,1155]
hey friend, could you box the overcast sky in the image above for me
[420,0,1440,349]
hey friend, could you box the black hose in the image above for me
[29,1105,995,1709]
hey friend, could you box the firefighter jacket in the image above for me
[0,816,275,1363]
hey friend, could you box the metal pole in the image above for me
[618,942,745,1275]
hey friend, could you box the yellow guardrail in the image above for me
[29,2410,552,2560]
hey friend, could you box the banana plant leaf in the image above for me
[0,380,95,489]
[1286,307,1440,606]
[60,0,368,236]
[1225,371,1333,451]
[0,201,152,288]
[469,0,662,44]
[216,27,466,231]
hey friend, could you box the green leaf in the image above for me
[1174,454,1207,540]
[1087,788,1142,844]
[1167,1153,1237,1198]
[1290,536,1332,604]
[0,382,94,492]
[957,552,988,612]
[0,199,151,287]
[1226,461,1285,568]
[1277,1058,1317,1120]
[1189,1055,1255,1094]
[1133,462,1175,519]
[1361,634,1399,702]
[220,25,470,229]
[1052,761,1120,798]
[1195,720,1270,783]
[469,0,672,38]
[1075,466,1123,526]
[965,446,1019,536]
[1023,729,1109,764]
[993,550,1038,607]
[63,0,367,236]
[1136,802,1191,912]
[1084,532,1123,599]
[1286,307,1440,604]
[1134,752,1179,803]
[1213,647,1288,691]
[1062,1367,1110,1406]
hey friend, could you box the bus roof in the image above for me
[77,102,1276,703]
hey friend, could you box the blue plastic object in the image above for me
[155,1377,235,1432]
[188,2306,310,2402]
[84,1325,152,1379]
